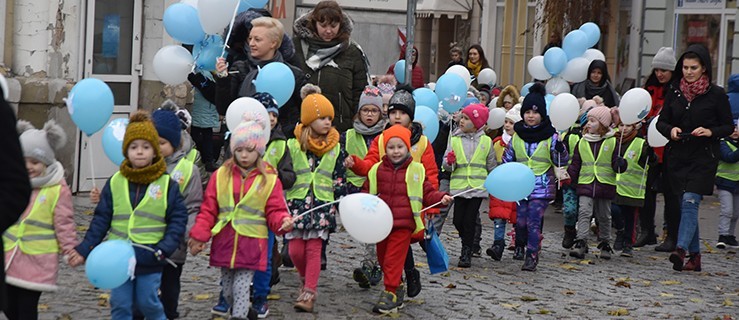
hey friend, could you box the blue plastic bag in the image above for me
[424,223,449,274]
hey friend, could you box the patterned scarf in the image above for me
[466,60,482,78]
[293,124,341,157]
[680,74,710,103]
[119,156,167,185]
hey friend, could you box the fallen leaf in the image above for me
[405,299,425,304]
[58,314,73,320]
[660,292,675,297]
[500,303,520,309]
[339,244,355,249]
[445,283,457,289]
[642,281,652,287]
[528,309,552,314]
[76,225,89,232]
[653,302,662,307]
[37,304,49,311]
[579,260,594,265]
[723,298,734,307]
[649,256,661,260]
[607,308,629,316]
[213,317,226,320]
[191,276,200,281]
[689,298,703,303]
[83,209,94,215]
[414,262,428,268]
[660,280,681,285]
[702,240,716,253]
[520,295,538,302]
[615,281,631,288]
[267,294,280,300]
[98,293,110,307]
[194,293,212,301]
[714,272,729,277]
[562,290,576,295]
[559,264,579,271]
[440,272,451,277]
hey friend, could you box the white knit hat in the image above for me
[505,107,522,123]
[17,119,67,166]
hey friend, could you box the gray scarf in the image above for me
[304,39,345,71]
[30,161,65,189]
[353,118,388,136]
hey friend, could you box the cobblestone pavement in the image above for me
[26,195,739,320]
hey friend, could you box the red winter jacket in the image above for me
[386,44,425,89]
[488,195,516,223]
[190,163,290,271]
[349,134,438,189]
[361,156,448,232]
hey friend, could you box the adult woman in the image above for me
[466,45,490,86]
[571,60,620,107]
[386,44,425,89]
[656,44,733,271]
[215,14,304,138]
[292,0,370,132]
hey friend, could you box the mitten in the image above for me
[445,151,457,165]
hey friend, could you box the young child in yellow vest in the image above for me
[611,112,653,257]
[343,85,389,289]
[188,113,293,320]
[3,120,77,319]
[284,84,347,313]
[715,128,739,250]
[362,125,452,314]
[502,83,569,271]
[69,111,189,320]
[567,106,627,260]
[442,104,496,268]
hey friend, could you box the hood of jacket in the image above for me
[496,85,521,108]
[225,9,295,62]
[399,44,419,67]
[293,10,354,43]
[588,59,612,85]
[674,44,713,84]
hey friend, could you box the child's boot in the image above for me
[352,265,371,289]
[458,246,472,268]
[405,268,421,297]
[513,246,525,260]
[569,239,588,259]
[486,240,505,261]
[562,226,576,249]
[369,265,383,286]
[669,247,686,271]
[372,290,402,314]
[521,251,538,271]
[683,253,701,271]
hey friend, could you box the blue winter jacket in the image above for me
[502,133,569,200]
[727,74,739,123]
[716,138,739,192]
[76,176,188,275]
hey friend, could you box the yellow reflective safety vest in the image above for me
[345,129,369,187]
[109,172,170,244]
[577,137,617,185]
[211,167,275,238]
[286,139,340,202]
[379,134,428,162]
[185,149,197,162]
[616,138,648,199]
[717,141,739,181]
[3,185,61,255]
[450,135,491,190]
[171,157,194,194]
[566,133,580,166]
[263,140,286,168]
[512,135,552,175]
[368,161,426,233]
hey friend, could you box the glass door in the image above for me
[719,15,735,87]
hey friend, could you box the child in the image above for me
[716,128,739,249]
[487,108,520,260]
[364,125,452,314]
[188,113,293,320]
[151,109,203,319]
[285,85,347,313]
[502,83,568,271]
[612,115,652,257]
[443,104,496,268]
[496,85,521,112]
[3,120,77,320]
[568,106,626,260]
[344,86,389,288]
[69,111,188,320]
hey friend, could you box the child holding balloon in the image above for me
[3,120,77,320]
[442,104,496,268]
[502,83,569,271]
[188,112,294,320]
[363,125,452,314]
[69,111,189,320]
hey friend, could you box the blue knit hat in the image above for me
[152,109,182,149]
[253,92,279,117]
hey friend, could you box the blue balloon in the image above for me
[543,47,568,76]
[255,62,295,107]
[562,30,589,60]
[436,73,467,113]
[545,94,555,114]
[238,0,269,12]
[579,22,601,48]
[163,3,206,45]
[102,118,128,166]
[67,78,114,136]
[413,88,439,109]
[85,240,135,289]
[193,35,225,72]
[521,82,534,97]
[484,162,536,202]
[415,105,439,143]
[393,60,406,84]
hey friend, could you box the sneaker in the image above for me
[598,242,613,260]
[471,245,482,257]
[372,291,402,314]
[369,265,383,286]
[613,230,625,251]
[727,235,739,248]
[717,235,739,249]
[211,293,230,317]
[405,268,421,298]
[252,297,269,319]
[621,245,634,257]
[396,282,406,307]
[352,266,371,289]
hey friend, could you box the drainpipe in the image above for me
[405,0,417,86]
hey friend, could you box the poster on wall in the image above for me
[687,20,708,44]
[102,14,120,58]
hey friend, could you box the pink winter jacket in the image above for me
[190,163,290,271]
[4,180,78,292]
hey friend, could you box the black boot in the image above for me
[634,229,658,247]
[405,267,421,297]
[321,240,327,270]
[513,246,525,261]
[281,241,293,268]
[521,251,538,271]
[613,230,625,251]
[486,240,505,261]
[562,226,577,249]
[655,236,676,252]
[569,239,588,259]
[458,246,472,268]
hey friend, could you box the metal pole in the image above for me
[405,0,417,86]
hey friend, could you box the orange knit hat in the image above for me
[300,84,334,125]
[383,124,412,151]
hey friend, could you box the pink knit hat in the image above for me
[230,113,269,155]
[587,106,613,128]
[462,104,490,130]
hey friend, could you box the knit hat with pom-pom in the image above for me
[17,119,67,166]
[300,84,334,125]
[461,104,490,130]
[123,111,161,159]
[520,82,547,119]
[587,106,613,128]
[230,112,270,155]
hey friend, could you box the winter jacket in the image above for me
[442,128,497,198]
[643,84,666,163]
[657,45,734,196]
[165,149,203,264]
[75,175,189,275]
[567,138,625,200]
[386,44,425,89]
[189,73,221,129]
[182,131,210,188]
[4,180,77,292]
[190,164,290,271]
[268,125,296,189]
[727,73,739,121]
[716,138,739,192]
[361,156,448,231]
[433,120,451,181]
[502,133,568,200]
[489,136,516,222]
[340,129,382,194]
[292,12,370,132]
[613,136,655,207]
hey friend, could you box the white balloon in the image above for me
[426,82,436,91]
[527,56,553,80]
[339,193,393,244]
[445,65,472,88]
[560,57,590,83]
[549,93,580,131]
[477,68,497,87]
[487,107,506,129]
[225,97,271,139]
[180,0,198,7]
[198,0,239,34]
[153,45,194,85]
[648,115,668,147]
[619,88,652,125]
[488,97,499,108]
[583,49,605,62]
[545,77,570,95]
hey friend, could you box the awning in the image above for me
[416,0,472,19]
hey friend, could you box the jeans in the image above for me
[253,231,275,299]
[677,192,702,253]
[717,189,739,236]
[493,218,507,242]
[111,272,166,320]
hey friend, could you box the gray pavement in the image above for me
[23,194,739,319]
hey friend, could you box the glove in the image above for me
[554,140,566,153]
[445,151,457,165]
[616,156,627,169]
[413,216,425,234]
[554,166,570,180]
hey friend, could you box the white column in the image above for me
[470,0,481,44]
[628,0,644,83]
[0,0,6,64]
[480,0,496,69]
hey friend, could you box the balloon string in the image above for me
[131,243,177,268]
[421,188,480,213]
[278,199,341,231]
[88,136,97,190]
[220,1,240,58]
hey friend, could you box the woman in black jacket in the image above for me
[656,44,734,272]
